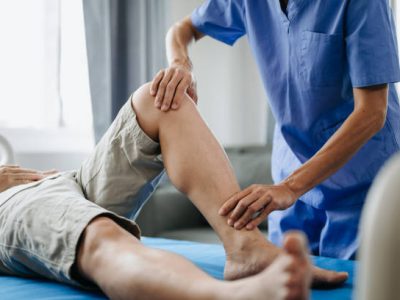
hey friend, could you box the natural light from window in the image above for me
[0,0,93,136]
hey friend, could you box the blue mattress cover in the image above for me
[0,237,355,300]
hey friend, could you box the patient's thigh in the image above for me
[0,173,140,285]
[75,99,164,218]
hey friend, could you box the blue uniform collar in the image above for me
[275,0,306,22]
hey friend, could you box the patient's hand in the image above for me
[219,183,298,230]
[0,165,58,193]
[150,64,198,112]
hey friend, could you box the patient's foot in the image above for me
[230,232,311,300]
[224,231,348,288]
[224,232,281,280]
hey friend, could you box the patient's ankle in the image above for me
[222,228,269,254]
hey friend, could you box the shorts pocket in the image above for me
[300,31,345,87]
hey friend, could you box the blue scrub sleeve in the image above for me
[191,0,246,46]
[346,0,400,87]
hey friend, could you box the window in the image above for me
[0,0,93,151]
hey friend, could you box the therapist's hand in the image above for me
[219,183,298,230]
[150,63,198,111]
[0,165,58,193]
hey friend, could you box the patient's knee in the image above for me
[131,82,157,115]
[130,82,198,141]
[132,82,195,117]
[131,82,162,141]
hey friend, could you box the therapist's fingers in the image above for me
[187,83,198,104]
[227,193,259,226]
[150,69,165,97]
[245,207,270,230]
[162,70,184,111]
[155,69,175,109]
[171,76,191,109]
[233,196,271,230]
[246,202,278,230]
[219,188,252,216]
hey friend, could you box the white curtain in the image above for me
[83,0,167,142]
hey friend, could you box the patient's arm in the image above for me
[0,165,56,192]
[131,83,348,286]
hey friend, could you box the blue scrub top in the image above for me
[191,0,400,209]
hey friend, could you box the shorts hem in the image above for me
[61,209,141,288]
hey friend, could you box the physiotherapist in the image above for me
[150,0,400,259]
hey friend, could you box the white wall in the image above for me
[166,0,270,147]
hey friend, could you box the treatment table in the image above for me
[0,237,355,300]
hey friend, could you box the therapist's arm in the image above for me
[220,84,389,230]
[150,16,204,111]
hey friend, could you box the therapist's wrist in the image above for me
[170,57,193,71]
[280,176,306,200]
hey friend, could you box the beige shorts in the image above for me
[0,98,164,286]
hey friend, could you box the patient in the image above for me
[0,83,347,299]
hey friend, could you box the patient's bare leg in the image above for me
[77,217,311,300]
[131,83,347,286]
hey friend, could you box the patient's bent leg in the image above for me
[77,217,312,300]
[132,83,276,280]
[131,83,347,286]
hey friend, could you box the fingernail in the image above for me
[162,105,168,111]
[150,89,155,95]
[228,219,233,226]
[172,103,178,109]
[246,225,253,230]
[218,209,224,215]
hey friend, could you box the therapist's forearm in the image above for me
[166,17,204,69]
[282,85,389,198]
[151,17,204,111]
